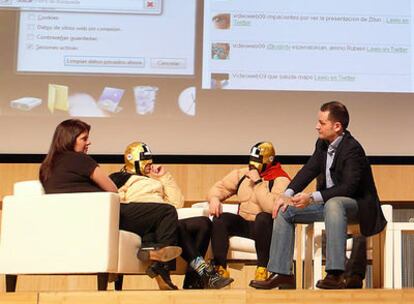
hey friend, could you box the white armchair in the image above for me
[0,181,209,292]
[0,180,122,291]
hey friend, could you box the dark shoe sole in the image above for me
[208,277,234,289]
[249,281,295,290]
[249,278,295,290]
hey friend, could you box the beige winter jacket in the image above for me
[207,167,290,221]
[118,171,184,208]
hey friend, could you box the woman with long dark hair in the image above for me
[40,119,182,290]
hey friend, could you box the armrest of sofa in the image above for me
[177,207,209,220]
[0,192,120,274]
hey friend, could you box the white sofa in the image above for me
[0,180,206,292]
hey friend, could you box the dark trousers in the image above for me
[345,235,367,278]
[322,234,367,278]
[178,216,212,263]
[211,212,273,267]
[119,202,178,248]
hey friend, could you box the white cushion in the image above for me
[191,201,209,209]
[13,180,44,196]
[227,251,257,260]
[222,204,239,214]
[228,236,257,260]
[177,207,208,220]
[229,236,256,253]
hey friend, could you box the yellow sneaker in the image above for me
[215,265,230,279]
[254,266,268,281]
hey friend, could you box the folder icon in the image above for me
[48,84,69,113]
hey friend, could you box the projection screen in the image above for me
[0,0,413,156]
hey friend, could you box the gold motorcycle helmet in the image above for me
[249,141,275,173]
[124,141,153,175]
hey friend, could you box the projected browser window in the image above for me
[0,0,162,14]
[202,0,413,93]
[17,0,196,75]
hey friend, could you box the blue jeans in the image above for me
[267,196,359,275]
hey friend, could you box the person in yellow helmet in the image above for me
[40,120,182,291]
[110,141,233,290]
[208,142,291,284]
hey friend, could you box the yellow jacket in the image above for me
[118,172,184,208]
[207,167,290,221]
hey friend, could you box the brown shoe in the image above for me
[137,246,182,262]
[345,274,363,289]
[316,274,346,289]
[249,273,295,289]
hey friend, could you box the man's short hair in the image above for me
[320,101,349,130]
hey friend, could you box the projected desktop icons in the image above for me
[133,86,159,115]
[48,84,69,113]
[97,87,125,113]
[10,97,42,111]
[68,93,106,118]
[48,84,107,117]
[178,86,196,116]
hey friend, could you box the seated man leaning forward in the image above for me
[208,142,291,284]
[250,101,387,290]
[110,141,233,290]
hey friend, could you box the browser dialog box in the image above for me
[17,0,196,75]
